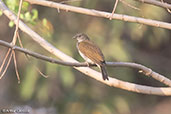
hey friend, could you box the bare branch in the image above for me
[0,49,12,79]
[1,0,171,96]
[17,33,24,48]
[0,49,11,73]
[35,67,49,78]
[120,0,140,11]
[60,0,82,4]
[24,0,171,30]
[161,0,171,13]
[0,40,171,87]
[11,0,23,45]
[12,50,20,84]
[110,0,119,20]
[134,0,171,9]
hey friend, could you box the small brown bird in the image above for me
[73,33,109,80]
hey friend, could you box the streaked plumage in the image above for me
[73,33,109,80]
[78,40,105,65]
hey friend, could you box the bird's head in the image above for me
[72,33,90,42]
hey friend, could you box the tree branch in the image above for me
[120,0,141,11]
[1,0,171,96]
[0,49,12,79]
[11,0,23,45]
[0,39,171,87]
[110,0,119,20]
[24,0,171,30]
[134,0,171,9]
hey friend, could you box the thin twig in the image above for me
[120,0,140,11]
[134,0,171,9]
[35,67,48,78]
[0,50,12,79]
[12,50,20,84]
[0,48,11,73]
[11,0,23,45]
[17,33,24,48]
[110,0,119,20]
[161,0,171,13]
[60,0,82,4]
[9,0,23,83]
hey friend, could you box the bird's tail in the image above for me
[100,65,109,80]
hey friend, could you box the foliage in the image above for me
[2,0,37,27]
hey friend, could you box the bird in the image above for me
[73,33,109,80]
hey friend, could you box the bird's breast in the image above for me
[78,49,94,64]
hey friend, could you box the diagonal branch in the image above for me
[24,0,171,30]
[120,0,140,11]
[0,40,171,87]
[110,0,119,20]
[8,0,23,84]
[134,0,171,10]
[0,0,171,96]
[11,0,23,45]
[161,0,171,13]
[0,49,13,79]
[12,50,20,83]
[0,49,11,73]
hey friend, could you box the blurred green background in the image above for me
[0,0,171,114]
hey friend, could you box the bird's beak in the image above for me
[72,35,77,39]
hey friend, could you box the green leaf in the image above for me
[31,9,38,21]
[42,18,48,26]
[6,0,18,11]
[22,1,29,11]
[8,21,14,27]
[24,11,31,21]
[20,13,24,19]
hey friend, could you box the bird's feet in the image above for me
[85,61,90,67]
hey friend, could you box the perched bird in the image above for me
[73,33,109,80]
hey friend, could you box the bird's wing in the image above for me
[78,40,105,65]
